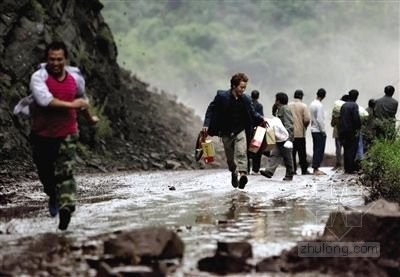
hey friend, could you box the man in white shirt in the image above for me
[309,88,327,175]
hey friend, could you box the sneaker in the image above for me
[231,172,239,188]
[58,207,71,231]
[313,169,326,176]
[283,176,293,181]
[48,196,59,217]
[238,174,248,189]
[260,170,273,178]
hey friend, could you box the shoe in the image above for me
[313,169,326,176]
[238,174,248,189]
[58,207,71,231]
[260,170,273,178]
[301,171,312,175]
[231,172,239,188]
[48,196,59,217]
[283,176,293,181]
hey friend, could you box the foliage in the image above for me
[361,133,400,203]
[87,94,113,143]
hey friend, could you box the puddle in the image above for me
[0,168,365,275]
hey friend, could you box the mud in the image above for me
[0,168,364,275]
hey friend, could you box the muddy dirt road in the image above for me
[0,168,365,275]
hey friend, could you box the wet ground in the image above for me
[0,167,365,276]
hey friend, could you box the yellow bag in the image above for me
[201,140,215,164]
[265,127,276,151]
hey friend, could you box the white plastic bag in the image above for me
[267,117,289,142]
[13,95,34,118]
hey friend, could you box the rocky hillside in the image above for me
[0,0,209,184]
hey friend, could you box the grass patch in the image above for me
[361,132,400,203]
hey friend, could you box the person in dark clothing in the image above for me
[331,94,350,170]
[248,90,264,174]
[374,85,398,139]
[203,73,266,189]
[362,99,376,152]
[339,89,361,174]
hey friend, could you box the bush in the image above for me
[361,135,400,203]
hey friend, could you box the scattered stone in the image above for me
[198,241,253,274]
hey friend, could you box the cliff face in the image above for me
[0,0,205,181]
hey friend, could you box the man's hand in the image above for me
[201,127,208,139]
[72,98,89,109]
[262,119,270,128]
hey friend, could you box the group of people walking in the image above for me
[202,72,398,189]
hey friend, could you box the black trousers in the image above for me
[248,150,262,173]
[341,134,359,173]
[292,137,308,173]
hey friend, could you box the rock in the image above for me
[256,199,400,275]
[198,255,253,274]
[197,241,253,274]
[165,160,181,170]
[103,227,184,263]
[216,241,253,259]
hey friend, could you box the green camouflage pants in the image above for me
[31,133,77,212]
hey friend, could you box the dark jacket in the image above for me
[204,89,264,139]
[277,105,294,141]
[339,101,361,138]
[252,99,264,116]
[374,95,398,120]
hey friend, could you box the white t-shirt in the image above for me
[309,99,325,133]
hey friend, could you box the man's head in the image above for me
[294,89,304,100]
[251,90,260,100]
[384,85,395,97]
[45,41,68,77]
[316,88,326,100]
[230,73,248,97]
[368,98,376,109]
[348,89,359,102]
[341,94,350,102]
[275,92,288,106]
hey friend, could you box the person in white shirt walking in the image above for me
[309,88,327,176]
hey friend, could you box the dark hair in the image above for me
[317,88,326,99]
[272,103,278,116]
[45,41,68,59]
[384,85,395,96]
[341,94,350,102]
[294,89,304,99]
[368,98,376,108]
[230,73,248,88]
[251,90,260,100]
[348,89,359,102]
[275,92,288,105]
